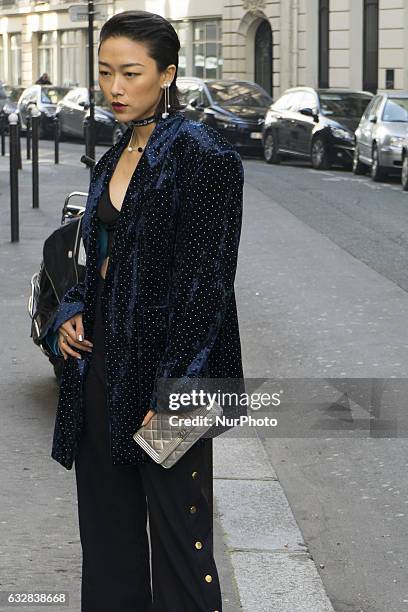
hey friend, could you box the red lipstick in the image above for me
[112,102,127,112]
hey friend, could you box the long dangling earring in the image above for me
[162,82,171,119]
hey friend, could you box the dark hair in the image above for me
[98,10,184,117]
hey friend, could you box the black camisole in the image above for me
[97,185,121,259]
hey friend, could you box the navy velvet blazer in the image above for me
[50,110,245,470]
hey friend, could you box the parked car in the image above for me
[17,85,70,137]
[262,87,373,169]
[56,87,115,144]
[112,76,272,152]
[0,85,24,130]
[353,92,408,181]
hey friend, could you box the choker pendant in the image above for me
[127,127,144,153]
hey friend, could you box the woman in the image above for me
[49,10,244,612]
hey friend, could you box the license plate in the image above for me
[250,132,263,139]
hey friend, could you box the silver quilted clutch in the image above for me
[133,401,223,468]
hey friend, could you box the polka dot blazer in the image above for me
[50,110,245,470]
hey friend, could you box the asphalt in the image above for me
[0,138,335,611]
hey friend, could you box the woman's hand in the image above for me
[58,313,93,361]
[142,409,156,426]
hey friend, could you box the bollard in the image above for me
[8,112,19,242]
[84,118,89,159]
[0,112,6,156]
[26,112,31,160]
[31,106,40,209]
[16,119,22,170]
[54,115,59,164]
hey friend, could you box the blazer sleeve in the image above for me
[50,280,86,334]
[149,148,244,414]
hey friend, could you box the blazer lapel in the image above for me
[82,111,185,247]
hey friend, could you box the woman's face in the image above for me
[98,36,175,121]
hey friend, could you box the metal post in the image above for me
[26,112,31,160]
[31,106,40,209]
[87,0,95,163]
[54,115,59,164]
[16,119,22,170]
[0,112,6,156]
[8,113,19,242]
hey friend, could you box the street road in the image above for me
[241,156,408,612]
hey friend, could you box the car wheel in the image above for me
[352,145,367,175]
[402,153,408,191]
[371,143,386,182]
[311,137,331,170]
[263,131,280,164]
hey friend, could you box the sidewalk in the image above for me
[0,140,334,611]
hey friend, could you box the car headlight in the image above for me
[330,126,354,141]
[389,136,405,148]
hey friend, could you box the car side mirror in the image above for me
[369,115,377,123]
[78,100,86,107]
[299,107,319,121]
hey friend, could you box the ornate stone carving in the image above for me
[243,0,266,10]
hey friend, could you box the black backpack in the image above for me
[28,213,86,375]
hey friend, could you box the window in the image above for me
[319,0,329,88]
[362,95,381,119]
[382,98,408,123]
[273,92,296,111]
[171,22,188,77]
[61,30,82,87]
[319,92,374,118]
[193,20,222,79]
[40,87,69,104]
[38,32,56,83]
[9,34,21,86]
[363,0,379,93]
[291,91,317,112]
[177,81,204,106]
[206,81,272,108]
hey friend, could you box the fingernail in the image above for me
[78,334,83,342]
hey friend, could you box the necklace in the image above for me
[127,127,144,153]
[127,114,157,153]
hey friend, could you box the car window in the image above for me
[4,86,23,102]
[361,96,377,119]
[273,92,295,111]
[290,91,315,112]
[319,93,373,118]
[206,82,272,107]
[382,98,408,123]
[41,87,69,104]
[299,92,318,111]
[177,82,203,106]
[94,90,109,108]
[369,96,383,117]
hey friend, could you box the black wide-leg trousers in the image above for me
[74,272,222,612]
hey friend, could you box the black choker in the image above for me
[128,115,157,127]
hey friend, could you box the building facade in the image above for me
[0,0,406,97]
